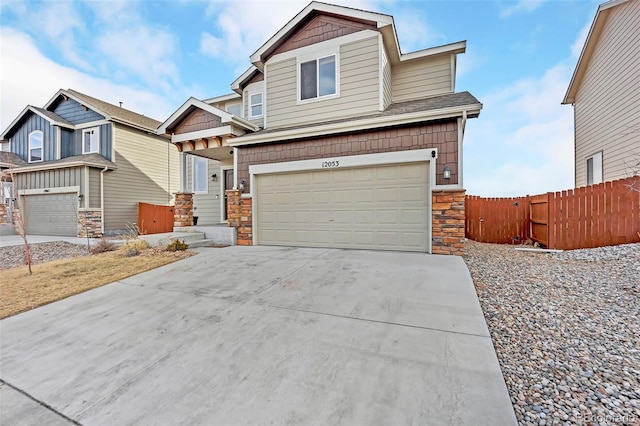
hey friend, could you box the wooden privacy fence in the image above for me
[138,202,174,235]
[466,176,640,250]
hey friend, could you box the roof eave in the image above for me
[228,102,482,147]
[8,161,118,174]
[563,0,629,105]
[250,1,393,69]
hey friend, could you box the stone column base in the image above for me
[78,209,103,238]
[432,190,466,256]
[174,192,194,227]
[226,190,252,245]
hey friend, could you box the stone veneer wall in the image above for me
[77,209,103,238]
[0,204,7,225]
[226,189,252,245]
[432,190,466,256]
[174,192,194,227]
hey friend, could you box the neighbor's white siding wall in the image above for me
[266,34,380,129]
[392,54,452,103]
[103,124,180,232]
[574,0,640,187]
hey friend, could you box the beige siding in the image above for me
[103,125,180,232]
[243,82,265,127]
[185,157,224,224]
[16,168,84,195]
[382,46,392,109]
[266,35,380,129]
[392,54,452,102]
[574,0,640,186]
[88,168,101,209]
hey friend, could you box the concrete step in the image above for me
[139,232,206,247]
[186,239,229,248]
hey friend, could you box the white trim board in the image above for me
[19,186,80,196]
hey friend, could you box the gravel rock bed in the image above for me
[0,241,90,269]
[464,240,640,425]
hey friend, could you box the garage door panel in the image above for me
[256,162,429,252]
[24,193,77,237]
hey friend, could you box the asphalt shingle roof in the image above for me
[67,89,162,130]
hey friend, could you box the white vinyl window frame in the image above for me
[249,92,263,119]
[192,156,208,194]
[586,151,603,186]
[28,130,43,163]
[82,127,100,154]
[297,53,339,104]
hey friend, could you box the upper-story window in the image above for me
[226,102,242,117]
[82,127,99,154]
[193,156,208,194]
[300,54,337,101]
[28,130,43,163]
[249,93,263,118]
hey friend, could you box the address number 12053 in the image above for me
[321,160,340,168]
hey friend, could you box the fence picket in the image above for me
[465,176,640,250]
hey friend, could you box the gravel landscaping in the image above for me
[464,240,640,425]
[0,241,90,269]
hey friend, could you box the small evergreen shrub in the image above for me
[166,239,188,251]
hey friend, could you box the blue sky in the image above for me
[0,0,600,196]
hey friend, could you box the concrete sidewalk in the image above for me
[0,246,517,425]
[0,234,97,248]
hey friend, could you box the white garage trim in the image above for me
[250,149,436,252]
[18,186,80,196]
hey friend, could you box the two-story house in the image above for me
[0,89,179,237]
[158,2,482,255]
[562,0,640,187]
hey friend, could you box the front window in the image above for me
[28,130,43,162]
[193,156,208,193]
[249,93,263,118]
[82,127,99,154]
[300,55,336,101]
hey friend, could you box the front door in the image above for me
[223,169,234,220]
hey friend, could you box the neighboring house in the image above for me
[158,2,482,255]
[563,0,640,187]
[0,89,179,237]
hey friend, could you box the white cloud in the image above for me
[500,0,546,18]
[0,28,175,132]
[464,63,575,197]
[96,26,180,91]
[393,10,444,53]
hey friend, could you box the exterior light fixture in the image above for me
[77,194,84,201]
[238,180,245,192]
[211,173,217,182]
[443,165,451,179]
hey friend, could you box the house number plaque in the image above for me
[321,160,340,168]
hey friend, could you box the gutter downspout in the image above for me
[100,166,108,234]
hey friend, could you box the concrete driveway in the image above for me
[0,246,516,425]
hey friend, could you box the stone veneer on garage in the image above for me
[0,204,7,225]
[77,209,103,238]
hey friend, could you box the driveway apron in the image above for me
[0,246,517,425]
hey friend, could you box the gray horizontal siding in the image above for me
[53,97,104,124]
[9,113,57,162]
[574,0,640,186]
[266,35,380,129]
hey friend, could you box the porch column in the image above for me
[174,192,194,227]
[179,152,187,193]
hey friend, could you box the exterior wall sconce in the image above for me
[77,194,84,201]
[443,165,451,179]
[238,180,246,192]
[211,173,217,182]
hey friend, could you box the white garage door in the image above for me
[255,162,430,252]
[23,193,78,237]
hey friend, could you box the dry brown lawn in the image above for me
[0,248,195,319]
